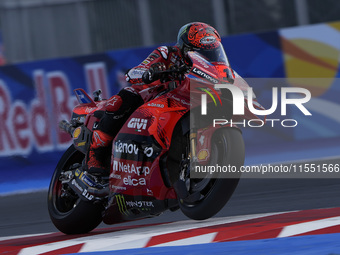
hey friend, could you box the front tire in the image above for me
[169,127,244,220]
[47,145,103,234]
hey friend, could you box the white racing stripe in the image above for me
[152,233,218,247]
[16,212,281,254]
[0,232,52,242]
[80,213,281,252]
[278,216,340,238]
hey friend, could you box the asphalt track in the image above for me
[1,157,339,238]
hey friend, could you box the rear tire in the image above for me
[47,145,103,234]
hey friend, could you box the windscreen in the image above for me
[192,42,230,66]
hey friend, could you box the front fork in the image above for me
[190,129,197,163]
[189,113,198,164]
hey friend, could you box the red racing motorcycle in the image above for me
[48,50,264,234]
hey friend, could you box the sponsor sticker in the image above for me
[158,46,169,60]
[127,118,148,132]
[147,103,165,108]
[192,67,219,84]
[115,194,129,215]
[113,160,150,176]
[72,127,82,139]
[126,200,154,208]
[200,36,217,44]
[197,149,209,162]
[114,141,154,158]
[123,175,146,186]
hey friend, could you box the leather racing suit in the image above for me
[87,45,185,175]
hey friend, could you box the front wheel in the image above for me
[169,127,244,220]
[47,145,103,234]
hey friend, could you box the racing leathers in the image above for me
[87,45,185,175]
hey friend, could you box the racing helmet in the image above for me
[177,22,234,82]
[177,22,222,59]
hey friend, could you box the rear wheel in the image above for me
[47,145,103,234]
[168,126,244,220]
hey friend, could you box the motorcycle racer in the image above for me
[86,22,235,177]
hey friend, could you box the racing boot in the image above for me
[86,130,113,177]
[85,95,124,177]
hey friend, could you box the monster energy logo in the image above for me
[115,194,129,216]
[179,26,188,38]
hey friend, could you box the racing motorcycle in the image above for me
[48,49,264,235]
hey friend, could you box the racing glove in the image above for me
[142,62,167,84]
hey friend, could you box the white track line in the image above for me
[17,212,281,255]
[0,232,52,242]
[153,232,218,247]
[278,216,340,238]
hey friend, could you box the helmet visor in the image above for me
[191,42,230,66]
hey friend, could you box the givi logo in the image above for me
[127,118,148,132]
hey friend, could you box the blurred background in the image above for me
[0,0,339,63]
[0,0,339,240]
[0,0,339,195]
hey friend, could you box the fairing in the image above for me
[68,51,266,224]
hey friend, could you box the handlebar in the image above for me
[152,64,188,81]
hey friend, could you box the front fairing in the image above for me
[187,51,234,85]
[186,51,266,121]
